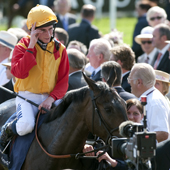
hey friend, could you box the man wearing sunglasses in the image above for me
[146,6,167,27]
[135,26,158,66]
[152,23,170,73]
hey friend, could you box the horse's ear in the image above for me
[107,67,117,87]
[82,72,99,91]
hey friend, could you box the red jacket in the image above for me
[11,36,69,100]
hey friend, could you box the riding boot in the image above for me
[0,118,17,168]
[0,118,17,153]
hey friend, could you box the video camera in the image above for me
[111,96,156,170]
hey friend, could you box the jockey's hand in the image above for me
[83,144,95,156]
[28,22,43,48]
[96,151,117,167]
[38,96,54,114]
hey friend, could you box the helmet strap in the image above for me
[53,22,58,39]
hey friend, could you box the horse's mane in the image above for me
[43,86,89,123]
[43,81,112,123]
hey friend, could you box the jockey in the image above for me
[0,4,69,152]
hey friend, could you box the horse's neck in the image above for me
[38,103,90,153]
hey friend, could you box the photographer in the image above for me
[82,98,144,170]
[82,144,128,170]
[126,99,144,123]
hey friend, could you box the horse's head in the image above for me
[83,73,128,143]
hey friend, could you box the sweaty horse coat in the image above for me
[0,75,127,170]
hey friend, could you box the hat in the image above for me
[1,49,13,67]
[26,4,58,30]
[155,70,170,85]
[7,28,28,41]
[135,26,154,44]
[0,31,18,50]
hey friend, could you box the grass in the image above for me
[92,17,137,46]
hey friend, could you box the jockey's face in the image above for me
[36,25,53,44]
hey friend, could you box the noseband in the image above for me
[90,90,119,143]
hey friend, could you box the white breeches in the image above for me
[15,91,62,136]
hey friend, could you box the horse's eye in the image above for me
[105,107,112,113]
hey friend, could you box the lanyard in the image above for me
[146,89,155,96]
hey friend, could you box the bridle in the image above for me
[35,89,119,159]
[90,90,119,144]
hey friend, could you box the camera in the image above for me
[111,96,156,170]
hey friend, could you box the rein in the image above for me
[35,111,110,159]
[35,110,73,158]
[35,89,119,159]
[90,90,119,143]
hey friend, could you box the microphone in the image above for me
[119,121,143,138]
[119,121,134,138]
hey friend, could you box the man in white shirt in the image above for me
[0,31,18,86]
[128,63,170,143]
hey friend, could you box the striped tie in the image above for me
[154,52,162,69]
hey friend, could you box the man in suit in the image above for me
[152,23,170,73]
[87,38,111,82]
[67,4,100,49]
[54,0,76,31]
[135,26,158,66]
[132,1,152,61]
[67,48,87,91]
[110,44,135,93]
[101,61,136,101]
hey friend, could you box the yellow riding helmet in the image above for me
[26,4,58,30]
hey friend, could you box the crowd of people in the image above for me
[0,0,170,169]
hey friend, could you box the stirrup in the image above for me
[1,140,12,154]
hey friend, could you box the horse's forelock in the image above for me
[96,81,110,91]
